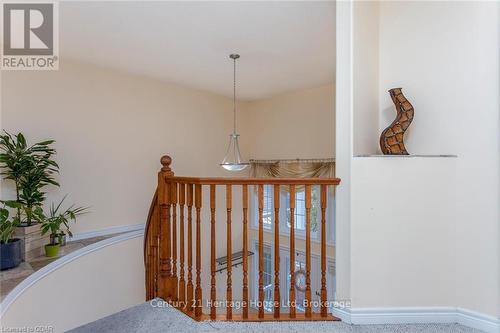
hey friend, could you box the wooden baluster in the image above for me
[151,230,155,299]
[179,183,186,306]
[305,185,312,318]
[289,185,296,318]
[148,225,152,299]
[194,184,203,318]
[258,184,264,319]
[158,156,173,300]
[166,181,174,300]
[146,225,151,299]
[242,185,249,319]
[273,185,280,318]
[210,185,217,320]
[148,225,155,299]
[158,177,169,300]
[226,185,233,320]
[320,185,328,317]
[186,184,194,312]
[171,182,178,300]
[153,206,160,298]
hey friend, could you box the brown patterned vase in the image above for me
[379,88,414,155]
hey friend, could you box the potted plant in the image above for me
[0,201,22,270]
[0,131,59,226]
[0,131,59,260]
[41,197,88,257]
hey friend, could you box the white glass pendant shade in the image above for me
[221,133,249,171]
[220,53,249,171]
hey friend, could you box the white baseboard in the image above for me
[456,308,500,333]
[69,223,145,241]
[350,307,457,325]
[333,307,499,333]
[330,307,352,323]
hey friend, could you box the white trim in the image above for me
[350,307,457,325]
[69,223,144,241]
[333,0,352,305]
[330,307,352,323]
[336,307,500,333]
[0,230,144,317]
[456,308,500,333]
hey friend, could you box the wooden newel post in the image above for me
[158,155,176,301]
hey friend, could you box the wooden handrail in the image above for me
[144,155,341,322]
[167,176,340,185]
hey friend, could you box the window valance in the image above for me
[250,158,335,192]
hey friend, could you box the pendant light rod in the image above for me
[230,53,239,134]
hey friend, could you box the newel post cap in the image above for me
[160,155,172,173]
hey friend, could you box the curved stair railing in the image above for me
[144,155,341,321]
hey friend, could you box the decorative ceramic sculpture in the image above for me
[379,88,414,155]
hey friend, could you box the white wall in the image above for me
[1,235,145,332]
[378,1,482,155]
[351,157,457,307]
[350,0,499,319]
[241,84,335,160]
[1,60,237,234]
[1,61,336,232]
[378,0,499,317]
[353,1,379,156]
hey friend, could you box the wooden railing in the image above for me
[144,155,341,321]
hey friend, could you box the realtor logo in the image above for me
[1,2,59,70]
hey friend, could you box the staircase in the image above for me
[144,155,341,322]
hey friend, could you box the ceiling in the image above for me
[61,1,335,101]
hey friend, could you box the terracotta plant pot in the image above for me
[0,239,22,270]
[44,243,60,257]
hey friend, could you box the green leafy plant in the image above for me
[41,196,89,245]
[0,201,21,244]
[0,131,59,225]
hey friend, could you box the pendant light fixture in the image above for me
[220,53,249,171]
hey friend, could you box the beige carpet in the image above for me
[69,301,485,333]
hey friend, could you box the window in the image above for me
[293,191,306,230]
[253,244,274,312]
[262,247,273,312]
[285,187,320,235]
[262,249,273,287]
[252,185,335,243]
[262,185,273,230]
